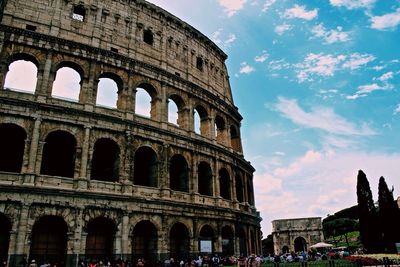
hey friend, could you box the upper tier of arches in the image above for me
[1,52,243,153]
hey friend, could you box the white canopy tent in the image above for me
[310,242,333,249]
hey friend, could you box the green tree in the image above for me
[356,170,380,252]
[323,218,358,247]
[378,176,400,253]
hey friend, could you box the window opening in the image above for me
[143,30,154,45]
[4,60,37,93]
[196,57,203,71]
[96,78,118,108]
[52,67,81,102]
[135,88,152,117]
[72,5,86,22]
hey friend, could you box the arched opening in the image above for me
[199,225,214,254]
[85,217,116,261]
[246,177,254,205]
[215,115,225,143]
[90,138,120,182]
[235,173,244,203]
[0,213,11,264]
[30,216,68,266]
[4,59,37,93]
[282,245,289,254]
[194,105,208,136]
[40,130,76,178]
[143,29,154,46]
[131,221,157,262]
[170,223,189,260]
[294,237,307,252]
[135,84,157,118]
[198,161,213,196]
[96,77,119,109]
[219,168,231,200]
[51,67,81,101]
[221,226,234,256]
[169,154,189,192]
[168,98,179,125]
[0,123,26,173]
[230,125,241,152]
[133,146,158,187]
[168,95,185,127]
[238,228,247,256]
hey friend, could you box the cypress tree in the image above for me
[378,176,400,253]
[356,170,380,253]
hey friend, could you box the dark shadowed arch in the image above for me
[40,130,76,178]
[91,138,120,182]
[294,237,307,252]
[30,216,68,266]
[169,154,189,192]
[0,213,11,264]
[221,226,234,256]
[230,125,241,152]
[239,228,247,256]
[198,161,213,196]
[85,217,117,260]
[170,223,189,260]
[235,173,244,203]
[219,168,231,200]
[134,146,158,187]
[132,221,158,262]
[199,225,215,254]
[0,123,26,173]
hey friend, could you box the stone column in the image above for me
[160,144,170,198]
[160,83,168,125]
[35,52,52,102]
[191,153,198,194]
[151,96,163,122]
[121,214,130,260]
[70,209,84,267]
[83,61,98,111]
[243,176,249,204]
[121,131,133,195]
[24,117,41,184]
[74,126,90,190]
[213,159,220,199]
[15,205,29,263]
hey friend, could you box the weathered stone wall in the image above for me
[272,218,324,255]
[1,0,232,103]
[0,0,261,266]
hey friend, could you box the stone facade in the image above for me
[272,218,323,255]
[0,0,261,266]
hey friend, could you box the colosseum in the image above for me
[0,0,262,266]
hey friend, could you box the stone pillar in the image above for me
[15,205,29,264]
[213,159,220,199]
[178,107,190,130]
[191,153,198,194]
[121,131,133,195]
[82,61,98,111]
[74,126,90,190]
[160,144,171,198]
[159,215,170,260]
[24,117,41,185]
[150,96,163,122]
[121,214,130,260]
[160,83,168,124]
[205,117,213,140]
[7,209,19,267]
[37,52,53,100]
[243,176,249,204]
[69,209,84,267]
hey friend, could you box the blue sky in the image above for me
[5,0,400,236]
[145,0,400,235]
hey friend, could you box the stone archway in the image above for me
[0,213,11,264]
[29,216,68,266]
[131,220,158,262]
[294,237,307,252]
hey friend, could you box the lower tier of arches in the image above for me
[0,190,261,267]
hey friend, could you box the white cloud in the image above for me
[269,59,290,71]
[282,4,318,21]
[211,29,236,48]
[296,53,346,82]
[254,149,400,234]
[274,97,376,135]
[376,71,394,82]
[394,104,400,114]
[370,8,400,30]
[342,53,375,70]
[275,24,293,35]
[218,0,247,17]
[347,81,393,100]
[311,24,351,44]
[239,62,255,74]
[254,50,269,62]
[262,0,276,12]
[329,0,376,10]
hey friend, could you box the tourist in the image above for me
[28,260,37,267]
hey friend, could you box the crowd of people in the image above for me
[4,249,353,267]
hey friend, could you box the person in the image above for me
[237,256,246,267]
[28,260,37,267]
